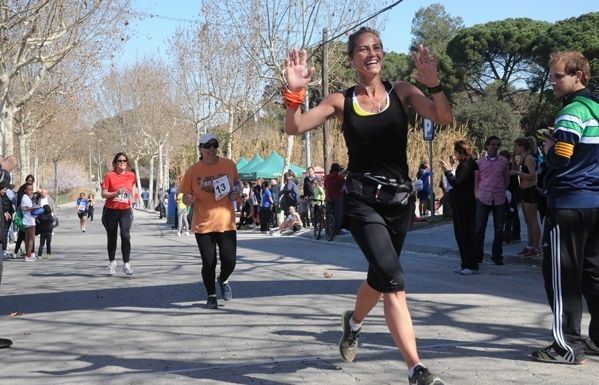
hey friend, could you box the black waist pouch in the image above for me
[344,173,412,206]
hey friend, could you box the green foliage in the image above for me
[380,51,411,82]
[453,85,522,151]
[409,4,464,97]
[447,18,550,101]
[533,12,599,92]
[411,3,464,55]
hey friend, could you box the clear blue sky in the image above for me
[118,0,597,66]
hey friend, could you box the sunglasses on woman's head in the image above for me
[202,142,219,149]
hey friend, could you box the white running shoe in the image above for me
[185,231,190,236]
[108,260,117,276]
[25,255,36,262]
[123,263,133,276]
[177,232,182,237]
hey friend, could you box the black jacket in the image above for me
[36,213,54,233]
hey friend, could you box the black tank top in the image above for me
[342,81,409,181]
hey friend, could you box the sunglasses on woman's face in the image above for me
[202,142,219,149]
[117,159,128,163]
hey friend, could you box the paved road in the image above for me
[0,204,596,384]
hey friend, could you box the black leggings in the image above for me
[88,206,95,221]
[349,221,407,293]
[102,207,133,263]
[195,231,237,296]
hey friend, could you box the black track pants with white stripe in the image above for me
[541,208,599,361]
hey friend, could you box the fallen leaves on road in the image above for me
[323,271,333,278]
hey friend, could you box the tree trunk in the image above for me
[18,134,29,183]
[158,143,164,192]
[1,102,16,156]
[149,155,155,207]
[284,135,294,177]
[227,110,234,159]
[53,160,58,204]
[133,157,142,207]
[164,152,170,190]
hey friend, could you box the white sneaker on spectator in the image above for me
[108,260,117,276]
[185,231,190,236]
[25,254,36,262]
[177,232,182,237]
[123,263,133,276]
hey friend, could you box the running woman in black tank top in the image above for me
[283,27,452,385]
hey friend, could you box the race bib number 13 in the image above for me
[212,175,230,201]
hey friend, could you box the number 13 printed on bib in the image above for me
[212,175,230,201]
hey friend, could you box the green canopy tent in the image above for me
[236,156,249,171]
[237,155,263,179]
[239,151,305,180]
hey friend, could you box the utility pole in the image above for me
[322,28,330,174]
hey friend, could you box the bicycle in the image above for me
[312,200,325,240]
[313,200,335,241]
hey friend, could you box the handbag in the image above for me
[13,208,24,230]
[344,173,412,206]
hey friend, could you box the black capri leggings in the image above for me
[102,207,133,263]
[349,222,408,293]
[195,231,237,296]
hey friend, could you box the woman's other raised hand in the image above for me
[284,49,315,91]
[410,44,440,88]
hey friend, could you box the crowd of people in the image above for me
[0,25,597,385]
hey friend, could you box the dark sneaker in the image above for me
[582,337,599,356]
[531,344,584,365]
[0,338,13,349]
[205,296,218,309]
[217,277,232,301]
[491,256,504,265]
[409,365,445,385]
[339,310,360,362]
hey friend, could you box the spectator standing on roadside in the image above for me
[259,180,273,233]
[531,51,599,364]
[474,135,509,266]
[0,155,17,349]
[324,163,345,235]
[441,141,477,274]
[36,205,54,258]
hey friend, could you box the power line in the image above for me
[229,0,405,137]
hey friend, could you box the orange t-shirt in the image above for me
[179,157,239,234]
[102,170,136,210]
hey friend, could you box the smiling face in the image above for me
[199,140,219,162]
[114,155,128,172]
[349,32,384,77]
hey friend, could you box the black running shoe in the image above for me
[217,277,232,301]
[339,310,360,362]
[0,338,13,349]
[408,365,445,385]
[206,296,218,309]
[582,337,599,356]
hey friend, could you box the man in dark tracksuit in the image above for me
[531,51,599,364]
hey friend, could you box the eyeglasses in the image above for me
[548,72,572,81]
[201,142,219,149]
[117,159,128,163]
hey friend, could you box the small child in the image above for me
[36,205,54,258]
[297,195,310,228]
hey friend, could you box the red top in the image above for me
[324,172,346,200]
[101,170,136,210]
